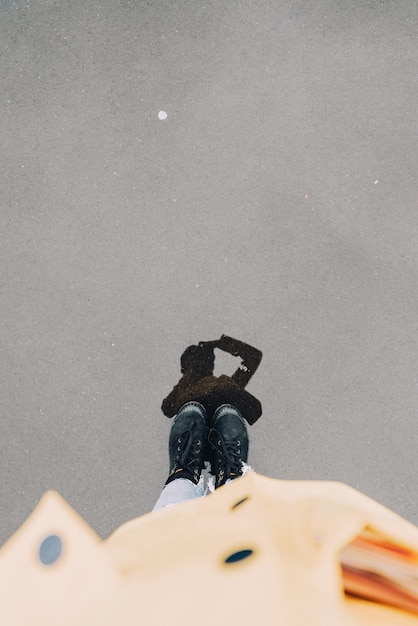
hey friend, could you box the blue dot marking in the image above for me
[39,535,63,566]
[225,549,254,564]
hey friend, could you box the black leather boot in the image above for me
[209,404,249,489]
[165,402,207,486]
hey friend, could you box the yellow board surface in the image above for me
[1,473,418,625]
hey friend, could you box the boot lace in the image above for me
[209,428,243,476]
[174,430,203,472]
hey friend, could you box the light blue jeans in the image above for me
[153,477,205,512]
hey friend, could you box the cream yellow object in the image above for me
[1,473,418,625]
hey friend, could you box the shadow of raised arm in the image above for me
[217,335,262,388]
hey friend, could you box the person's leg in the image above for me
[153,476,205,512]
[208,404,250,489]
[153,401,207,512]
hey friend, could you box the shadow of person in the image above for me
[161,335,263,430]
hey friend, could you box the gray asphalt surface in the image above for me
[1,0,418,545]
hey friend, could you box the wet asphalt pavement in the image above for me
[1,0,418,544]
